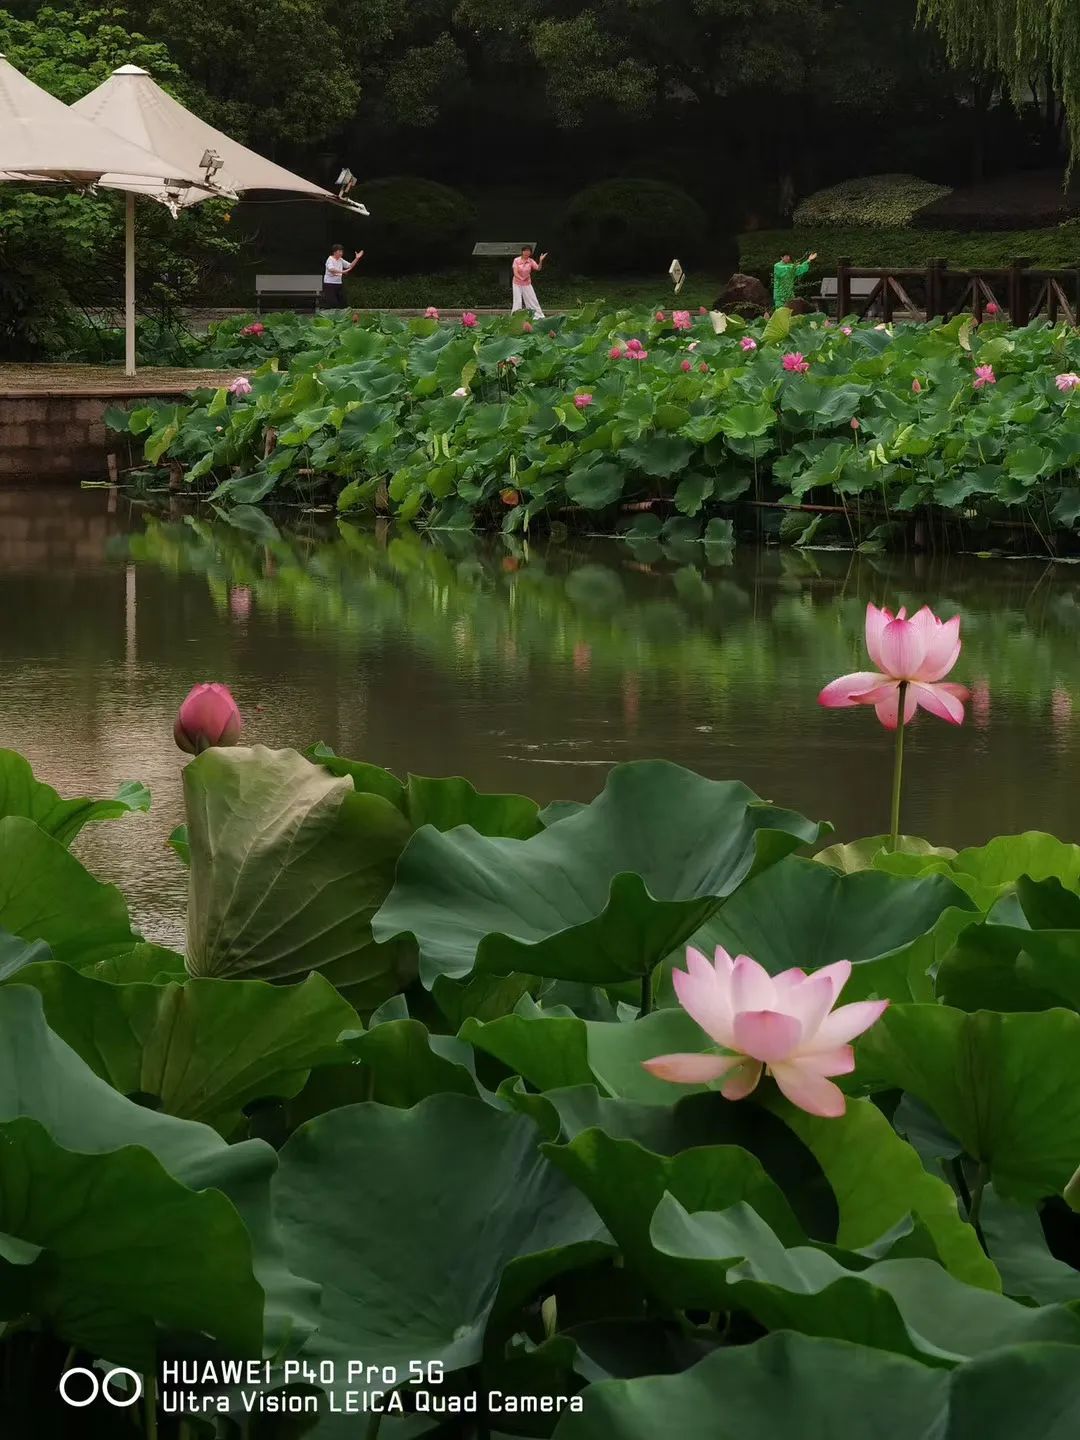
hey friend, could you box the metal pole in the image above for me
[124,192,136,377]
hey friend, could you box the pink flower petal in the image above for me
[673,961,735,1048]
[732,1009,802,1063]
[910,681,966,725]
[769,1063,848,1117]
[730,955,775,1014]
[791,1045,856,1077]
[818,671,887,709]
[873,684,918,730]
[641,1052,736,1084]
[720,1058,764,1101]
[807,998,889,1049]
[806,959,852,1005]
[773,967,809,991]
[864,604,892,670]
[910,612,961,682]
[781,972,842,1039]
[878,617,928,679]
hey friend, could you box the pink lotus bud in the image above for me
[851,417,860,430]
[461,312,478,328]
[608,346,624,360]
[698,361,709,373]
[698,306,707,315]
[573,393,594,409]
[985,301,1000,315]
[174,683,242,755]
[626,338,644,352]
[655,311,665,321]
[452,386,469,397]
[522,321,533,332]
[229,376,252,396]
[841,325,852,336]
[681,359,693,372]
[912,378,922,394]
[424,305,440,319]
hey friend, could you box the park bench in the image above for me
[819,276,879,312]
[255,275,323,313]
[472,242,538,262]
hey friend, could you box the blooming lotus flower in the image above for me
[673,310,691,331]
[912,378,922,394]
[819,603,969,729]
[609,346,624,360]
[841,325,852,336]
[522,321,533,333]
[626,338,644,353]
[782,352,809,373]
[461,312,478,328]
[681,359,693,372]
[740,336,757,352]
[424,305,440,318]
[229,376,252,396]
[643,947,887,1118]
[452,386,469,398]
[973,364,996,389]
[240,322,265,337]
[174,683,242,755]
[628,348,648,361]
[574,393,594,409]
[1055,373,1080,393]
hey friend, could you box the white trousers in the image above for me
[511,282,544,318]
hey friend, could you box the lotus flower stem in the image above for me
[889,681,908,850]
[967,1159,990,1243]
[640,970,653,1017]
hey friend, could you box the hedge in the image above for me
[914,170,1080,230]
[560,179,709,273]
[357,177,476,273]
[793,175,951,229]
[739,227,1080,280]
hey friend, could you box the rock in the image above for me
[713,272,771,317]
[789,296,814,316]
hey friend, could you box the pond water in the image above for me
[3,488,1079,947]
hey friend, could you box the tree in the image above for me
[918,0,1080,167]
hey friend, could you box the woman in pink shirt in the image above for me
[511,245,548,318]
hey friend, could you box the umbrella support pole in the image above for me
[124,192,136,377]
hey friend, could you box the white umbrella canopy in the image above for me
[71,65,367,214]
[0,54,208,186]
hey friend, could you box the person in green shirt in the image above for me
[772,250,817,309]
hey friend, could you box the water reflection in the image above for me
[2,488,1079,944]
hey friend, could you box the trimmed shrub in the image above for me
[914,170,1080,230]
[359,177,476,273]
[793,175,951,229]
[739,228,1080,280]
[560,179,710,273]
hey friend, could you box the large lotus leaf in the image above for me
[0,986,274,1367]
[681,857,977,1003]
[9,963,356,1134]
[551,1330,1080,1440]
[875,832,1080,912]
[308,746,541,838]
[762,1095,996,1289]
[0,749,149,846]
[814,835,957,874]
[935,915,1080,1013]
[544,1128,802,1305]
[343,1019,480,1106]
[185,746,414,1008]
[0,928,50,979]
[273,1095,611,1425]
[373,761,826,986]
[856,1005,1080,1201]
[980,1186,1080,1304]
[650,1198,1079,1364]
[0,816,139,967]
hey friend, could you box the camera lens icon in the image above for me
[59,1367,143,1408]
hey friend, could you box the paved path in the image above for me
[0,365,239,398]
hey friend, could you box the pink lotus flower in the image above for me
[985,301,1000,316]
[973,364,996,389]
[912,378,922,394]
[687,340,700,351]
[609,346,624,360]
[573,393,594,409]
[452,386,469,398]
[698,306,707,315]
[626,338,644,353]
[240,322,265,337]
[174,683,242,755]
[841,325,852,336]
[655,311,665,321]
[782,352,809,373]
[461,312,477,328]
[522,321,533,333]
[740,336,757,352]
[673,310,691,331]
[628,349,648,361]
[680,359,693,372]
[698,362,709,373]
[643,946,888,1118]
[1055,372,1080,393]
[819,603,969,729]
[850,417,860,430]
[229,376,252,396]
[424,306,440,319]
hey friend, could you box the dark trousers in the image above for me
[322,283,346,309]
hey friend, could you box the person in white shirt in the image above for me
[323,244,363,309]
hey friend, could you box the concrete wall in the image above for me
[0,393,152,483]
